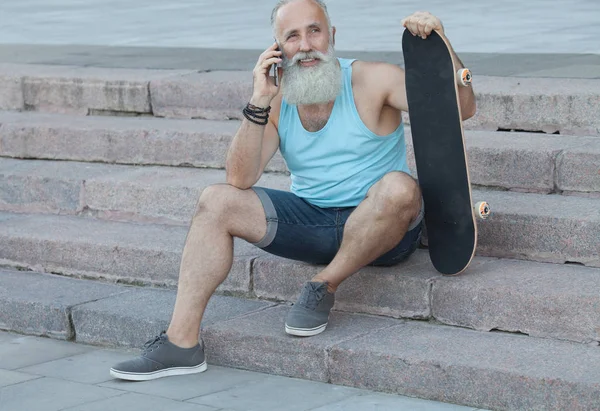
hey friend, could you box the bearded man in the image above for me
[110,0,476,381]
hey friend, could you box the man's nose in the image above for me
[299,36,311,52]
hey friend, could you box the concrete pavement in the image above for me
[0,330,484,411]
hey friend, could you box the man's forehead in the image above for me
[276,0,327,33]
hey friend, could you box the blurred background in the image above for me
[0,0,598,53]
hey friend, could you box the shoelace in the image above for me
[300,283,328,311]
[143,331,167,353]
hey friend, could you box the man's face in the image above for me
[276,0,331,65]
[275,0,342,105]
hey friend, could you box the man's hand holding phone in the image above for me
[250,42,282,108]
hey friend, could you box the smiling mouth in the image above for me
[298,58,319,66]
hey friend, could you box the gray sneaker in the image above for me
[285,281,335,337]
[110,331,207,381]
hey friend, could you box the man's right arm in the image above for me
[225,108,280,189]
[225,43,283,190]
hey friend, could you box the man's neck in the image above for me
[297,100,335,132]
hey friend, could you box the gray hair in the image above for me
[270,0,333,41]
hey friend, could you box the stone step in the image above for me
[2,268,600,410]
[1,111,598,196]
[0,159,598,266]
[0,63,599,135]
[1,212,599,345]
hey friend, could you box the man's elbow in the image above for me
[225,171,256,191]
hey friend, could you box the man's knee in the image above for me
[370,172,421,216]
[194,184,247,220]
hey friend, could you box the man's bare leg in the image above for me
[312,172,422,291]
[165,184,267,348]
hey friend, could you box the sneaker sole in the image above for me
[285,323,327,337]
[109,361,207,381]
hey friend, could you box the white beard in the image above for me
[281,45,342,105]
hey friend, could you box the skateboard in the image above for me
[402,29,490,275]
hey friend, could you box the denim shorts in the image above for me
[250,187,423,266]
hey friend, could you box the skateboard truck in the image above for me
[474,201,491,220]
[456,68,472,87]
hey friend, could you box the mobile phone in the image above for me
[273,45,280,87]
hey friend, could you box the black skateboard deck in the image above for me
[402,29,483,275]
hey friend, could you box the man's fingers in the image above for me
[402,12,443,39]
[256,51,282,69]
[257,43,281,63]
[423,22,436,36]
[263,57,282,68]
[257,57,282,74]
[405,20,419,36]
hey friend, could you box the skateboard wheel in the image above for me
[457,68,472,87]
[474,201,490,220]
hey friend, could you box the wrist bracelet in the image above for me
[246,102,271,114]
[243,102,270,125]
[243,108,268,125]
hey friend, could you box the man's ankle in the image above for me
[309,277,337,294]
[165,331,199,349]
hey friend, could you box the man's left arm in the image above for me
[401,11,476,120]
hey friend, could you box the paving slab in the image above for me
[0,269,126,340]
[0,369,41,388]
[202,305,399,382]
[0,335,90,370]
[0,331,19,343]
[187,374,362,411]
[72,291,274,348]
[18,349,135,384]
[0,376,123,411]
[309,392,478,411]
[329,321,600,410]
[60,393,219,411]
[100,365,270,402]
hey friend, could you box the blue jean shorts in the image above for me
[250,187,423,266]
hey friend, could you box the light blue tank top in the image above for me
[278,58,409,208]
